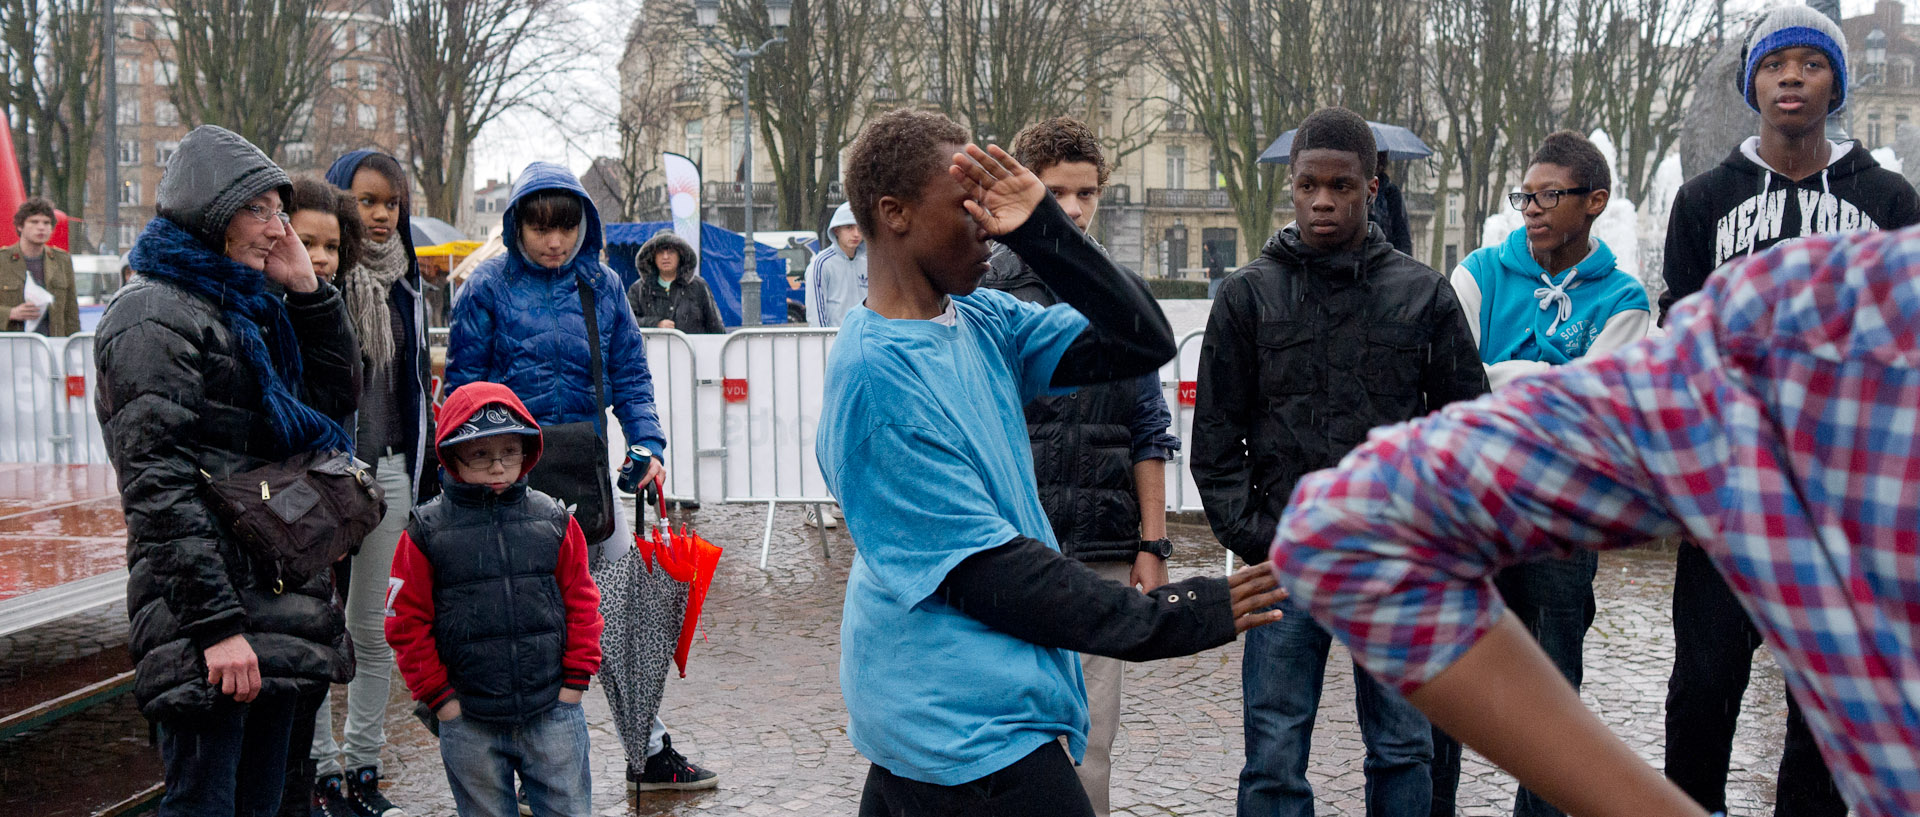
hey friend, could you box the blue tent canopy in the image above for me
[604,221,791,326]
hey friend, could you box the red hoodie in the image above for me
[385,382,603,715]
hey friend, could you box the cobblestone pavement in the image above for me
[5,503,1797,816]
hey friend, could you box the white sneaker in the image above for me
[804,506,839,529]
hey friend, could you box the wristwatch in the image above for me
[1137,537,1173,559]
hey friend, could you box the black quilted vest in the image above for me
[407,479,571,723]
[983,247,1142,563]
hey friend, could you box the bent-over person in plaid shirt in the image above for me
[1272,224,1920,817]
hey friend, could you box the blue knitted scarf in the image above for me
[127,217,354,456]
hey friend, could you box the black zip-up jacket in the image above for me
[95,276,359,719]
[1191,223,1488,564]
[628,231,726,334]
[1661,139,1920,320]
[983,244,1156,563]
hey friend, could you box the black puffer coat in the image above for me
[628,231,725,334]
[983,244,1144,563]
[95,275,360,719]
[1191,223,1488,564]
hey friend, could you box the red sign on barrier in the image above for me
[66,375,85,399]
[1177,381,1197,406]
[722,378,749,403]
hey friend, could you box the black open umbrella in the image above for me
[1258,121,1434,164]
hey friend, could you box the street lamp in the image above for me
[694,0,791,326]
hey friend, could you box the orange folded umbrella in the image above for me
[647,493,723,677]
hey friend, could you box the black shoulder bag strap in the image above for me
[577,274,606,435]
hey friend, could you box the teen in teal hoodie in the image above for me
[1434,131,1651,817]
[1449,135,1650,392]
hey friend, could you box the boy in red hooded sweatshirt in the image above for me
[386,382,604,817]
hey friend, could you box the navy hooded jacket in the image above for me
[324,150,434,500]
[445,162,666,454]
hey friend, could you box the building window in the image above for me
[332,103,348,127]
[116,58,140,85]
[118,140,139,165]
[331,64,348,86]
[682,46,700,83]
[1165,146,1187,190]
[395,108,407,133]
[1447,194,1461,225]
[685,120,704,166]
[359,64,378,91]
[117,100,140,126]
[357,24,375,51]
[284,142,313,167]
[118,223,140,248]
[156,140,179,166]
[729,116,746,176]
[119,179,141,206]
[335,26,354,52]
[155,60,176,86]
[153,100,178,127]
[357,104,377,130]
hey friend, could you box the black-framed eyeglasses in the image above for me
[1507,187,1594,211]
[456,452,525,470]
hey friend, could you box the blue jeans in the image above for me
[157,693,299,817]
[1240,599,1432,817]
[439,702,592,817]
[1430,551,1598,817]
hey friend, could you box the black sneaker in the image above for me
[629,734,719,792]
[311,774,355,817]
[345,767,407,817]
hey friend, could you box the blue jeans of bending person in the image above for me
[1239,598,1432,817]
[1429,550,1598,817]
[438,702,592,817]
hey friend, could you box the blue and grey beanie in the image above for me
[1742,5,1850,114]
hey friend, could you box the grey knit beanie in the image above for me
[1742,5,1849,114]
[155,124,294,248]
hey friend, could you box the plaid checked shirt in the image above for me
[1273,226,1920,817]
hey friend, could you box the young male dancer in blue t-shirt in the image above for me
[815,109,1287,817]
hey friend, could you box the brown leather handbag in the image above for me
[200,450,386,592]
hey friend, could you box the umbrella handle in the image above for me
[652,481,671,538]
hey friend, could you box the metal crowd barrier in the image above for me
[30,325,1235,572]
[61,333,108,465]
[713,328,839,567]
[0,334,67,464]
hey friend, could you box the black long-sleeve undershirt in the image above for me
[937,536,1240,662]
[992,195,1176,387]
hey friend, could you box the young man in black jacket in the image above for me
[1657,8,1914,816]
[629,230,726,334]
[980,115,1180,816]
[1192,107,1487,817]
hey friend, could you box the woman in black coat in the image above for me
[627,230,726,334]
[94,125,359,817]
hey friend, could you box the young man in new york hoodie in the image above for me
[1658,6,1915,815]
[1437,130,1650,817]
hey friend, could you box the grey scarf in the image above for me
[347,235,409,368]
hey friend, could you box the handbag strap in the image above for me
[576,274,607,436]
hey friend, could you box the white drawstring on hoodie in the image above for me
[1737,136,1845,259]
[1534,268,1577,336]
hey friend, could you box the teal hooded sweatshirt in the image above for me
[1453,227,1651,368]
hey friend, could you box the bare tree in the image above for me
[1593,0,1720,202]
[160,0,360,157]
[389,0,568,221]
[1427,0,1533,255]
[2,0,103,244]
[917,0,1153,147]
[690,0,904,232]
[599,13,683,221]
[1158,0,1305,250]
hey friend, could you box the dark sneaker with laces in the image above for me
[630,734,719,792]
[345,767,407,817]
[312,773,355,817]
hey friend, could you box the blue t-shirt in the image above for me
[816,288,1091,786]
